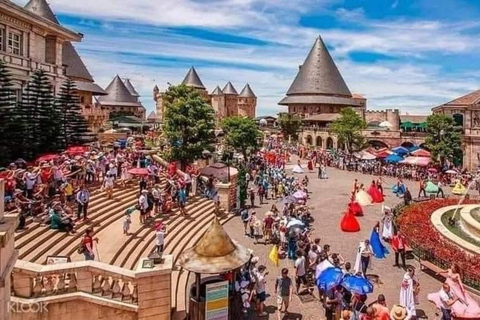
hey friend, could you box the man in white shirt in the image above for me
[294,249,308,294]
[255,265,268,317]
[439,283,458,320]
[308,245,318,271]
[155,222,166,253]
[138,190,149,224]
[76,185,90,220]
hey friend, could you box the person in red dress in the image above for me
[367,180,384,203]
[340,207,360,232]
[307,158,314,171]
[348,192,363,216]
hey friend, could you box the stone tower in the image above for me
[386,109,400,131]
[181,67,209,101]
[211,86,226,122]
[222,82,239,117]
[238,83,257,118]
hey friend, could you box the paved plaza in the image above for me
[223,160,445,320]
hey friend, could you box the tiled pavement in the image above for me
[223,161,447,320]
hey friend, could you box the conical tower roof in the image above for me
[239,83,256,98]
[62,42,93,82]
[24,0,60,24]
[211,86,223,95]
[98,75,139,105]
[181,67,205,89]
[222,82,238,95]
[286,36,351,96]
[278,36,363,106]
[178,218,251,274]
[124,79,140,97]
[147,111,157,121]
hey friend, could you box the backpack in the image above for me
[241,210,249,222]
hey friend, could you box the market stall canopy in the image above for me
[392,146,409,155]
[411,149,431,157]
[354,150,377,160]
[178,218,251,274]
[400,121,413,129]
[401,156,431,166]
[375,150,392,158]
[385,154,403,163]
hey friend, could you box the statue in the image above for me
[473,112,480,127]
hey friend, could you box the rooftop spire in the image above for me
[24,0,60,24]
[124,79,140,97]
[239,83,256,98]
[62,42,93,82]
[222,82,238,95]
[211,86,223,95]
[181,67,205,89]
[286,36,351,97]
[98,75,137,104]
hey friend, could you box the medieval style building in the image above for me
[433,90,480,170]
[4,0,108,133]
[154,67,257,123]
[98,75,146,120]
[281,36,428,151]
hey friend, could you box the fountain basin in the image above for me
[460,206,480,241]
[431,205,480,255]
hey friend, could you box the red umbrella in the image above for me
[36,154,59,163]
[127,168,149,176]
[66,145,89,155]
[428,168,438,173]
[412,149,431,157]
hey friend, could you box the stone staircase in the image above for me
[13,174,236,317]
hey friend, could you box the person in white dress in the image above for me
[381,205,394,241]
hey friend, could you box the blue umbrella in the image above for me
[341,275,374,295]
[385,154,403,163]
[316,267,344,291]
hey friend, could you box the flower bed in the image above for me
[396,199,480,289]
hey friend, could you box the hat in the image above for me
[390,305,407,320]
[125,208,134,215]
[141,189,148,194]
[155,222,163,231]
[251,256,259,264]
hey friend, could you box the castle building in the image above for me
[281,36,428,150]
[154,67,257,123]
[4,0,108,133]
[98,75,146,120]
[433,90,480,170]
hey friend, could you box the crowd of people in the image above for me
[230,141,480,320]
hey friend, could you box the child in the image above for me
[123,208,133,235]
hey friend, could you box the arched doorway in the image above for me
[401,141,414,149]
[306,135,313,145]
[326,137,334,149]
[368,140,389,150]
[453,113,464,127]
[316,136,322,147]
[419,143,430,151]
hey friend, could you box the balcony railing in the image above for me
[12,259,138,304]
[82,105,109,117]
[0,52,65,76]
[302,126,330,132]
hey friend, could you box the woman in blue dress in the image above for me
[369,222,389,259]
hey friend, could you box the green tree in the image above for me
[330,107,366,152]
[221,116,261,160]
[17,69,60,159]
[56,79,92,148]
[278,112,302,141]
[163,84,215,168]
[0,61,18,164]
[237,162,248,207]
[425,114,462,165]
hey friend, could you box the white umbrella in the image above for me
[379,121,393,128]
[445,169,458,174]
[286,219,304,229]
[292,190,307,199]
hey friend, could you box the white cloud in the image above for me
[13,0,480,117]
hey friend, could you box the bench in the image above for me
[420,260,443,274]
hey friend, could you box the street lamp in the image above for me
[222,151,234,182]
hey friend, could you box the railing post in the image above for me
[76,270,93,293]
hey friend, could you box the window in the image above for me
[0,25,5,52]
[8,30,22,55]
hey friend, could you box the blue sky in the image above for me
[15,0,480,116]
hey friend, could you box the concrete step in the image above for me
[19,190,141,263]
[125,200,216,270]
[14,187,139,244]
[110,197,207,268]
